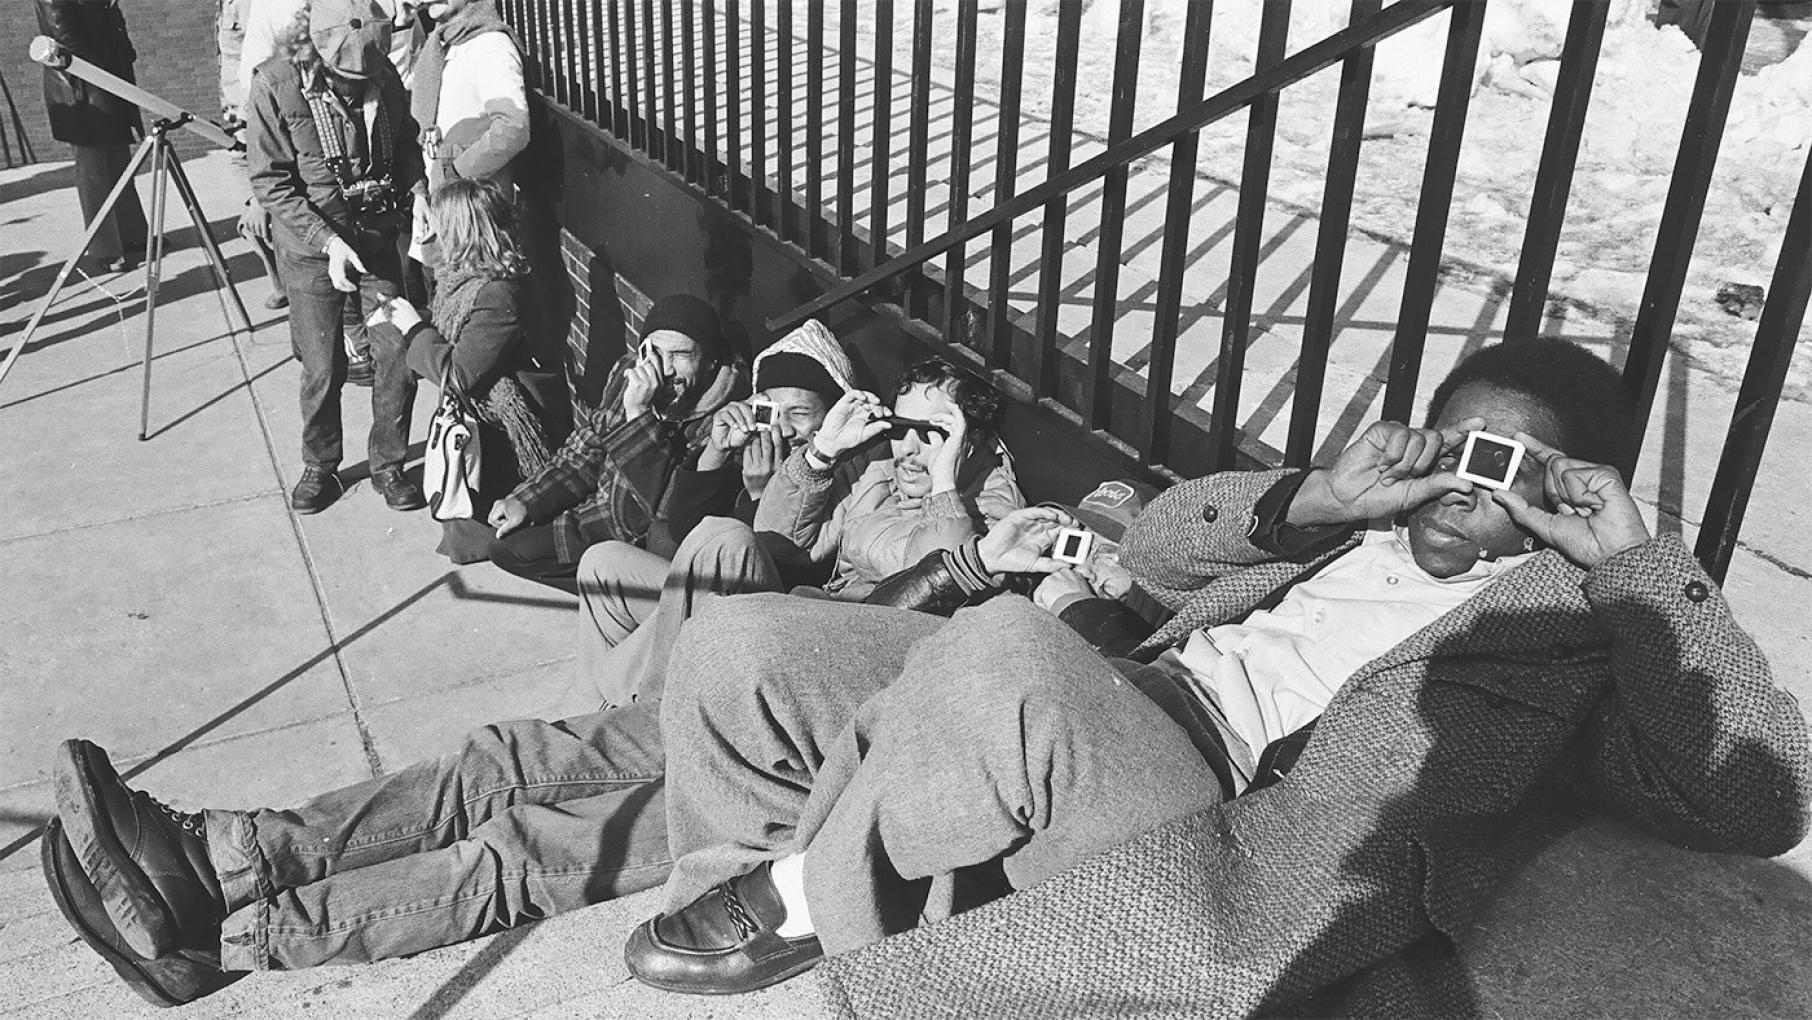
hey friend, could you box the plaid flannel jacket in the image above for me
[511,352,744,561]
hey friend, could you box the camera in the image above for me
[331,160,403,220]
[1455,431,1525,491]
[1052,527,1094,566]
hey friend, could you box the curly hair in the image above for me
[1425,337,1638,478]
[431,178,530,279]
[895,356,1005,446]
[274,5,321,76]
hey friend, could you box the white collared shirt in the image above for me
[1155,526,1531,789]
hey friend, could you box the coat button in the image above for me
[1201,503,1219,524]
[1684,580,1709,603]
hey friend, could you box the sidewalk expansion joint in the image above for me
[0,490,279,546]
[219,313,388,782]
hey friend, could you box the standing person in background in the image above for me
[406,0,530,280]
[35,0,148,275]
[246,0,427,514]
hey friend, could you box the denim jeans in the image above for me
[276,230,416,473]
[205,703,670,970]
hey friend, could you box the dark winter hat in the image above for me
[310,0,393,80]
[640,294,727,362]
[755,352,843,403]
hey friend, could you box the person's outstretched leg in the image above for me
[490,523,581,594]
[657,593,943,911]
[795,595,1224,952]
[57,703,664,963]
[625,596,1223,995]
[597,517,787,708]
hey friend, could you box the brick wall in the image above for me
[558,226,646,409]
[1,0,221,168]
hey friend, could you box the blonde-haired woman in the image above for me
[374,177,567,560]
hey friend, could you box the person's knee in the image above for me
[576,541,642,593]
[674,516,760,565]
[661,593,820,710]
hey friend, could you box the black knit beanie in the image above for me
[640,295,727,363]
[755,351,842,403]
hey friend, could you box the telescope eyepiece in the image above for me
[29,36,73,70]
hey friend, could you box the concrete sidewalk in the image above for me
[3,150,1810,1018]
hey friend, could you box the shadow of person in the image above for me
[1257,563,1812,1017]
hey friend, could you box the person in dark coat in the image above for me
[35,0,148,273]
[370,176,566,562]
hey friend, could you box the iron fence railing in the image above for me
[502,0,1811,584]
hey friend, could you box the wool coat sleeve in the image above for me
[403,281,523,392]
[1575,535,1812,856]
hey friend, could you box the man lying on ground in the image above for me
[487,294,747,594]
[573,354,1026,709]
[620,337,1812,1014]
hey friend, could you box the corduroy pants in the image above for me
[659,593,1226,953]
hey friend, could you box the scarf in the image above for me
[431,269,552,477]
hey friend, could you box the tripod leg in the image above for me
[0,132,159,396]
[164,148,256,337]
[138,138,172,441]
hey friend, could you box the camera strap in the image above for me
[305,86,392,187]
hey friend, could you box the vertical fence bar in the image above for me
[867,0,895,271]
[661,0,679,168]
[836,2,859,273]
[807,0,826,258]
[942,0,982,350]
[1504,0,1609,341]
[1030,0,1082,399]
[903,0,936,316]
[622,0,642,149]
[1207,0,1290,470]
[587,0,603,125]
[705,0,721,192]
[608,0,627,137]
[1140,0,1215,465]
[553,0,571,107]
[641,0,659,158]
[751,0,769,225]
[726,0,744,207]
[777,0,796,242]
[1382,0,1485,426]
[523,0,542,91]
[1695,147,1812,582]
[985,0,1029,370]
[569,0,586,116]
[1284,0,1380,468]
[1622,1,1754,471]
[1084,0,1145,428]
[682,0,699,180]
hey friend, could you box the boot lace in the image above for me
[145,793,206,837]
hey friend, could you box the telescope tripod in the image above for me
[0,115,254,439]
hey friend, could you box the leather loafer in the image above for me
[624,861,824,995]
[41,817,242,1007]
[53,739,226,959]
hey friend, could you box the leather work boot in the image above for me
[623,861,824,995]
[53,739,227,960]
[371,467,427,511]
[345,353,375,387]
[41,817,242,1007]
[290,465,344,514]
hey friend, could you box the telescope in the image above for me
[1,35,252,440]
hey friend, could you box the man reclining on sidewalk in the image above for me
[570,354,1027,710]
[617,337,1812,1012]
[487,293,747,594]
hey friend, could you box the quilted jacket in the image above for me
[815,468,1812,1018]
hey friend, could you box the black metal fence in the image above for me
[501,0,1811,584]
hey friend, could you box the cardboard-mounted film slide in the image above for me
[749,398,777,429]
[1052,527,1094,566]
[1455,430,1525,491]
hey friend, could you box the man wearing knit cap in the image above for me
[565,320,855,711]
[245,0,428,514]
[489,294,748,593]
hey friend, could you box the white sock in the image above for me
[770,852,816,938]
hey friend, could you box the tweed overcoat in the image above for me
[815,469,1812,1018]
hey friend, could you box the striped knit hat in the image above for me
[752,319,855,402]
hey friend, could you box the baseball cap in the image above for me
[1045,479,1160,544]
[310,0,394,80]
